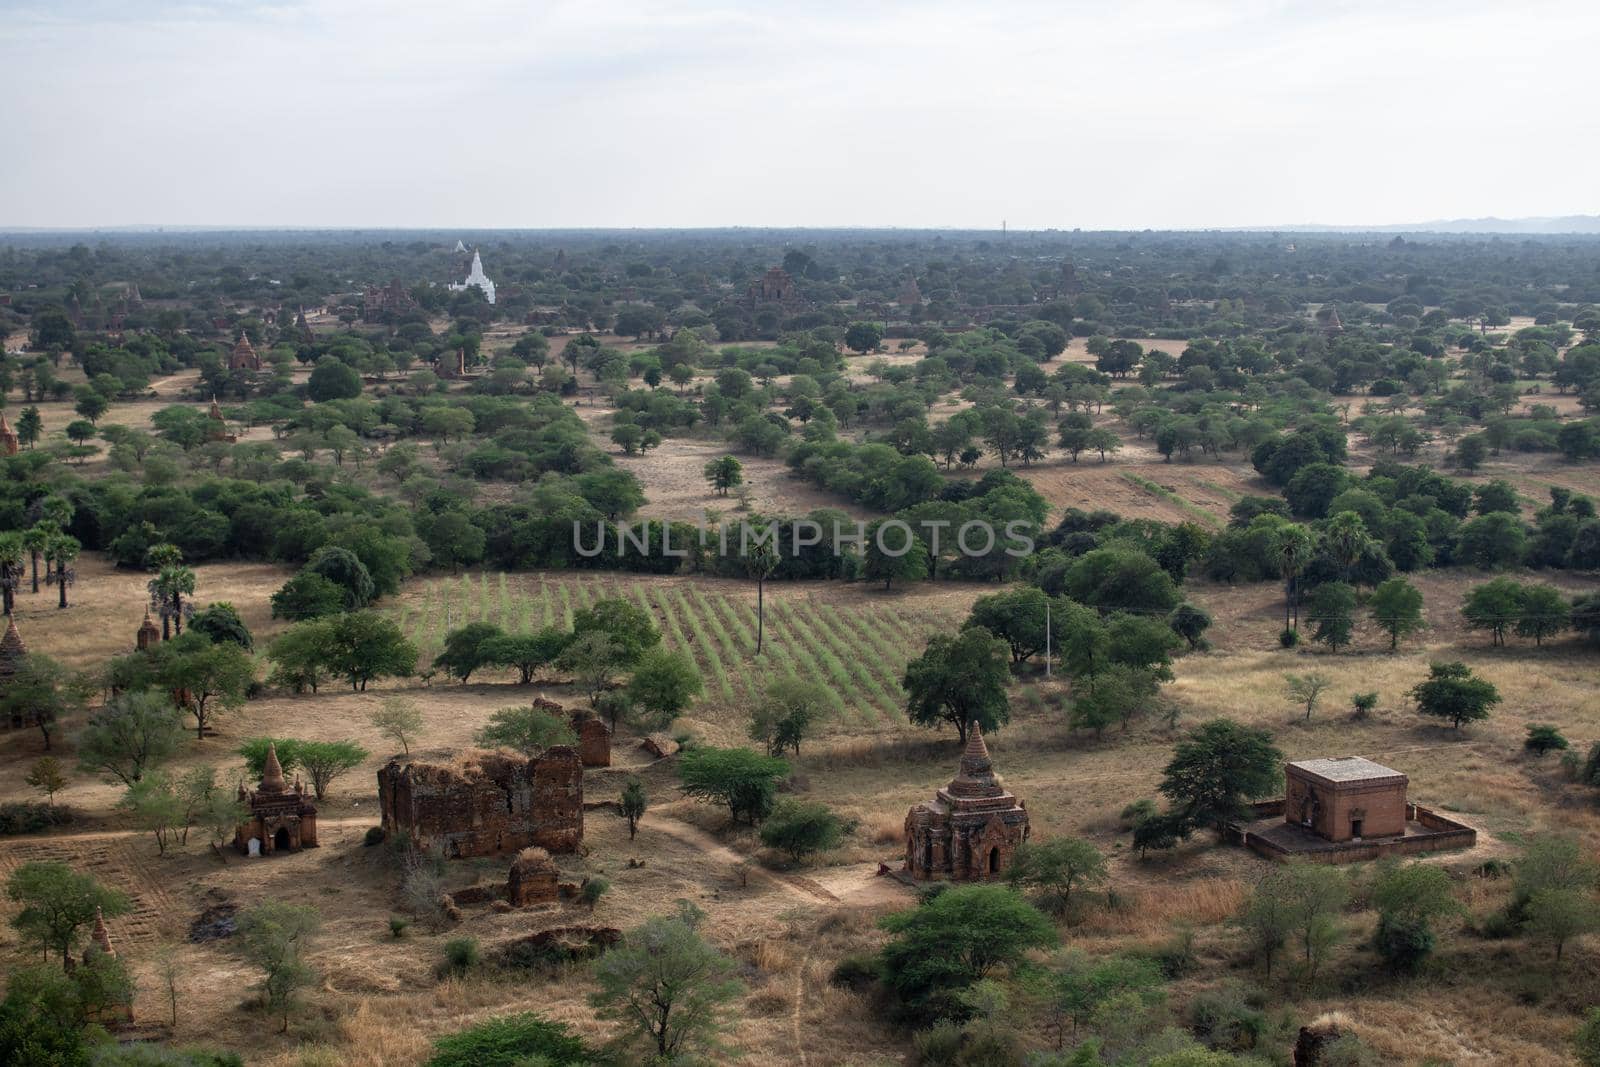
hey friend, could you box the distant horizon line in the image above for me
[2,214,1598,236]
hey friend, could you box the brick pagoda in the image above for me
[904,722,1030,881]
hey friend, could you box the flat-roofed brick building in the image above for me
[1284,757,1407,843]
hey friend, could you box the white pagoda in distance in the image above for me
[450,248,496,304]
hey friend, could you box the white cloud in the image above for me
[3,0,1597,227]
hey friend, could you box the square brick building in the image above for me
[1284,757,1407,843]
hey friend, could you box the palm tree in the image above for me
[146,543,195,638]
[20,526,50,594]
[1323,511,1373,583]
[45,535,79,609]
[0,533,23,616]
[1274,524,1315,631]
[743,535,779,656]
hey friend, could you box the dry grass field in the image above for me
[4,546,1600,1062]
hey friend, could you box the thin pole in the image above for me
[1045,600,1052,679]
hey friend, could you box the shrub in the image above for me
[758,799,848,862]
[1374,913,1434,974]
[1186,983,1268,1052]
[388,915,410,938]
[442,937,480,975]
[579,878,609,911]
[0,801,74,836]
[423,1012,594,1067]
[829,954,880,992]
[363,826,386,847]
[1525,724,1570,758]
[1350,692,1378,719]
[1279,627,1299,648]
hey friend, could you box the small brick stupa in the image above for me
[229,334,261,371]
[904,722,1030,882]
[1,618,31,730]
[0,412,18,456]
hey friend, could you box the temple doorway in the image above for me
[274,827,291,851]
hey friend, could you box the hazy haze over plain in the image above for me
[4,0,1597,230]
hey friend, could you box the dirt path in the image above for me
[637,811,838,905]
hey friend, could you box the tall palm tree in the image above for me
[1274,524,1315,631]
[1323,511,1375,585]
[45,535,79,609]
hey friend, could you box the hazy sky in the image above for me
[5,0,1597,229]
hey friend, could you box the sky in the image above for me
[4,0,1598,230]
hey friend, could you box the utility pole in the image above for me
[1044,599,1052,679]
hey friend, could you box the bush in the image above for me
[1525,724,1570,758]
[423,1012,595,1067]
[829,954,880,992]
[1279,627,1299,648]
[0,801,74,836]
[1186,984,1267,1052]
[910,1020,965,1066]
[363,826,386,847]
[388,915,410,938]
[758,798,848,862]
[442,937,480,975]
[579,877,609,911]
[1374,913,1435,974]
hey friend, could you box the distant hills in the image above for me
[1246,215,1600,235]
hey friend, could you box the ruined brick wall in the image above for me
[377,748,583,858]
[573,716,611,768]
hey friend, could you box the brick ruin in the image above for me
[377,747,583,858]
[533,696,611,767]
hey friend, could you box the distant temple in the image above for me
[363,279,419,322]
[450,248,497,304]
[0,412,18,456]
[743,266,808,311]
[228,334,261,372]
[0,618,32,730]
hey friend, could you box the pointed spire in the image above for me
[963,721,991,767]
[260,742,287,794]
[90,907,115,958]
[0,616,26,675]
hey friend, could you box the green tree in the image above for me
[747,677,831,757]
[1006,838,1107,914]
[189,602,253,650]
[677,746,789,825]
[1168,601,1213,651]
[863,519,928,592]
[844,321,885,354]
[480,627,570,684]
[304,546,377,610]
[1409,661,1499,729]
[1368,577,1424,650]
[625,648,703,729]
[295,740,370,799]
[16,406,43,448]
[265,619,334,694]
[152,633,254,739]
[1515,583,1572,646]
[1528,888,1600,968]
[1158,719,1283,833]
[24,756,68,804]
[76,690,187,786]
[432,621,505,683]
[119,773,185,855]
[1462,577,1525,647]
[703,455,743,496]
[268,571,346,621]
[589,902,742,1061]
[306,358,362,402]
[474,706,576,757]
[758,798,847,863]
[557,631,626,707]
[44,534,79,608]
[237,901,321,1032]
[902,628,1011,744]
[620,777,647,840]
[322,611,417,691]
[1455,512,1527,569]
[1273,525,1316,631]
[1305,582,1355,651]
[1574,1007,1600,1067]
[370,697,423,756]
[572,597,660,665]
[0,653,87,751]
[1371,861,1461,974]
[1285,672,1331,719]
[1525,724,1569,758]
[878,884,1056,1023]
[5,861,131,965]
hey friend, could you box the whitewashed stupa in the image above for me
[449,248,496,304]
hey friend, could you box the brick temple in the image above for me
[377,748,583,858]
[904,723,1030,881]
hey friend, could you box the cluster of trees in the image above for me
[423,597,701,730]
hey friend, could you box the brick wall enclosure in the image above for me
[377,748,583,858]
